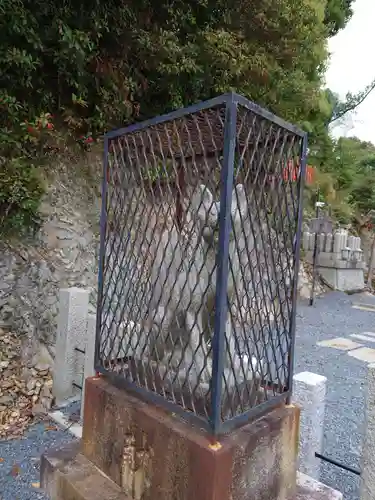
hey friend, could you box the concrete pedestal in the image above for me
[318,267,365,292]
[40,376,339,500]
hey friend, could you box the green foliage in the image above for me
[127,0,330,129]
[324,0,354,36]
[308,137,375,225]
[0,0,332,133]
[0,88,54,238]
[0,0,364,237]
[0,157,44,237]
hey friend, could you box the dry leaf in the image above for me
[0,328,53,440]
[44,425,57,432]
[0,458,4,463]
[31,482,40,488]
[10,464,20,477]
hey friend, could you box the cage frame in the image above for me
[94,92,308,435]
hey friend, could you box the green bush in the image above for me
[0,89,53,238]
[0,157,44,237]
[0,0,354,237]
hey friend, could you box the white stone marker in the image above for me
[360,363,375,500]
[293,371,327,480]
[53,287,89,405]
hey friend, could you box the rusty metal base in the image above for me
[41,376,343,500]
[79,376,301,500]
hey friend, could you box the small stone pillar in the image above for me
[360,363,375,500]
[53,287,89,405]
[293,371,327,480]
[303,231,310,251]
[325,233,333,253]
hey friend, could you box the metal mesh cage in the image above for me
[95,93,307,434]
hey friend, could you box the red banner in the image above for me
[282,160,314,185]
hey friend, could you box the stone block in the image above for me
[293,372,327,480]
[53,287,89,405]
[318,267,364,292]
[305,252,364,270]
[296,472,343,499]
[81,376,300,500]
[335,268,365,291]
[40,440,129,500]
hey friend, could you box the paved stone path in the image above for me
[295,291,375,500]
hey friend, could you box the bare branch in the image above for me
[329,78,375,124]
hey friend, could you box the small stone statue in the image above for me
[114,181,292,396]
[143,183,264,389]
[103,178,292,401]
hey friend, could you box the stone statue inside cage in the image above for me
[110,180,289,401]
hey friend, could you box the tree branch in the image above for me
[329,78,375,124]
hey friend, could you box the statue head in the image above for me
[190,184,249,245]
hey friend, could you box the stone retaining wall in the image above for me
[0,161,101,352]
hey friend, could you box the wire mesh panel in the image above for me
[95,93,307,434]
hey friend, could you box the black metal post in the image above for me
[94,136,109,371]
[210,95,237,435]
[287,133,307,401]
[309,187,320,306]
[315,452,361,476]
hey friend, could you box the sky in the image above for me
[326,0,375,143]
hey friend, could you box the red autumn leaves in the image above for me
[27,122,53,133]
[24,113,95,146]
[78,135,94,145]
[25,113,54,135]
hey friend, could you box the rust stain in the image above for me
[208,442,222,451]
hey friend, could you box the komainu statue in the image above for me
[117,182,282,392]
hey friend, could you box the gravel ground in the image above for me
[295,291,375,500]
[0,290,373,500]
[0,421,76,500]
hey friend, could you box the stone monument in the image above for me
[303,228,365,292]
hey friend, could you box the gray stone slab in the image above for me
[319,267,365,292]
[348,347,375,364]
[296,472,343,499]
[316,338,363,351]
